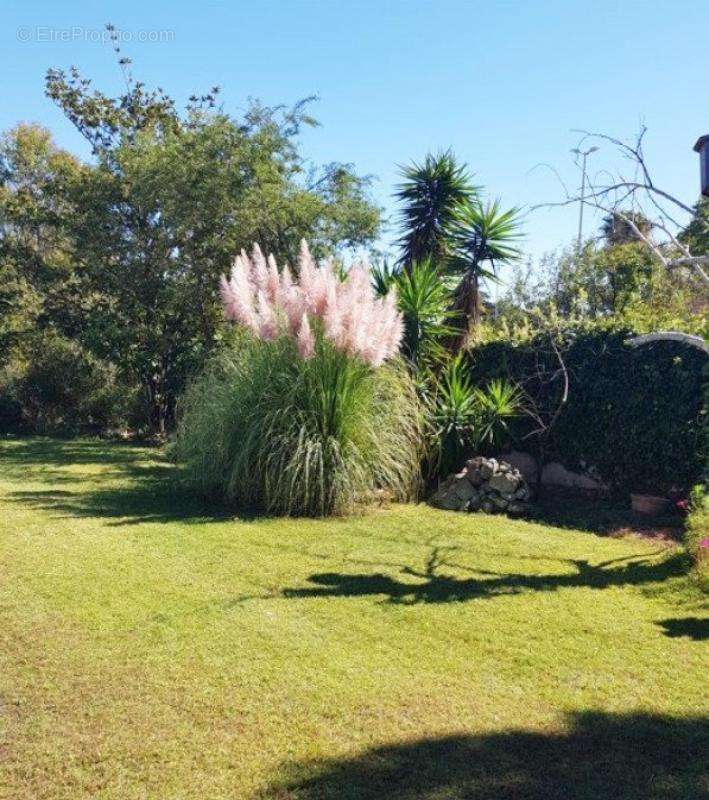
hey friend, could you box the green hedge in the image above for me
[467,328,707,495]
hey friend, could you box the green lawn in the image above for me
[1,438,707,799]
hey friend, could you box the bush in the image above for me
[175,331,422,516]
[428,356,520,480]
[0,379,24,433]
[467,326,707,495]
[2,334,124,435]
[175,243,423,516]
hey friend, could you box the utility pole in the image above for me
[571,146,598,255]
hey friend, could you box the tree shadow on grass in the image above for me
[282,546,687,604]
[656,617,709,641]
[1,439,244,526]
[0,436,156,468]
[260,711,708,800]
[8,482,240,527]
[530,493,683,540]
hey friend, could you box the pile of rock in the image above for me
[430,457,533,516]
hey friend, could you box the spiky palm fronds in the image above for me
[395,151,476,269]
[447,199,522,348]
[394,258,458,368]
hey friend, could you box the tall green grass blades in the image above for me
[175,332,423,516]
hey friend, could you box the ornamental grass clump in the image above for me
[176,241,423,516]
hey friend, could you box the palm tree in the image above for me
[447,199,522,350]
[395,151,475,270]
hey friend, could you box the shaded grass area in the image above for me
[263,711,707,799]
[0,438,707,799]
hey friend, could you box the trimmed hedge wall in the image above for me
[467,329,707,495]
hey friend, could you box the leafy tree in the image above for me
[679,197,709,255]
[0,124,84,363]
[41,34,380,433]
[394,151,474,269]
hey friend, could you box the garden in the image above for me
[1,22,708,800]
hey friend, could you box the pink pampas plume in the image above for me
[256,290,278,341]
[223,256,257,331]
[296,313,315,359]
[219,275,237,320]
[250,243,269,295]
[266,254,280,303]
[219,241,403,366]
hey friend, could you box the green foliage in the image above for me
[467,326,707,495]
[679,197,709,255]
[1,333,123,435]
[392,259,458,368]
[395,151,474,268]
[429,357,520,478]
[0,124,83,364]
[493,238,706,336]
[0,36,383,435]
[175,331,423,516]
[684,485,708,592]
[448,199,523,276]
[447,199,522,343]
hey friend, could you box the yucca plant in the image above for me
[429,357,520,479]
[447,199,523,349]
[472,378,522,449]
[175,242,423,516]
[430,356,478,477]
[395,151,476,269]
[376,258,459,370]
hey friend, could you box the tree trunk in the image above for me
[447,271,482,354]
[144,370,169,437]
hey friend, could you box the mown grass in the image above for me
[0,438,707,799]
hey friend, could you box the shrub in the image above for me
[0,377,24,433]
[429,357,520,479]
[4,333,123,435]
[175,243,423,516]
[467,326,706,495]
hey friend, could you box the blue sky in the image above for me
[2,0,707,282]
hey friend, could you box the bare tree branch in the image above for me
[534,128,709,286]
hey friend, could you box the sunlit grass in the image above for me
[0,438,706,799]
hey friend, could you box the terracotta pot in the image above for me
[631,493,672,516]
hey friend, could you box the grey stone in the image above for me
[466,495,481,512]
[479,460,494,480]
[433,491,459,511]
[488,472,519,496]
[467,468,484,487]
[430,457,533,518]
[454,480,477,502]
